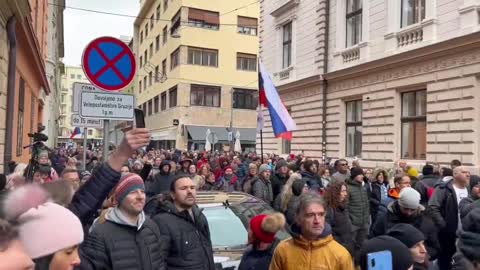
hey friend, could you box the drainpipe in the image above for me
[4,16,17,173]
[321,0,330,164]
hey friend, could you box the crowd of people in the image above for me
[0,129,479,270]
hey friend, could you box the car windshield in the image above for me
[203,206,248,249]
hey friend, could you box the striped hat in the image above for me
[114,173,145,205]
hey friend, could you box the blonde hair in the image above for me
[279,173,302,212]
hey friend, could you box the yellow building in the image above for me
[58,66,103,147]
[133,0,259,151]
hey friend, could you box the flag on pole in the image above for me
[256,106,265,132]
[70,127,82,139]
[258,62,296,140]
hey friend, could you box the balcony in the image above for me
[341,46,360,63]
[397,24,423,47]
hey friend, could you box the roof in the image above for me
[196,191,261,205]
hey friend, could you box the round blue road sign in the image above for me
[82,36,136,91]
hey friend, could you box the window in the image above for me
[346,100,362,157]
[145,23,148,37]
[401,0,425,27]
[162,59,167,77]
[163,0,168,12]
[140,31,143,43]
[163,26,167,44]
[237,16,257,35]
[139,56,143,67]
[156,4,161,20]
[155,65,159,82]
[139,81,142,93]
[169,87,177,107]
[149,71,153,86]
[188,8,220,30]
[233,89,257,109]
[346,0,362,47]
[17,78,25,156]
[142,103,147,114]
[187,47,218,67]
[143,76,147,90]
[171,10,181,35]
[148,99,153,116]
[155,35,160,51]
[237,53,257,71]
[77,74,81,79]
[161,92,167,111]
[401,90,426,160]
[170,48,180,69]
[190,84,221,107]
[70,74,74,79]
[149,43,153,58]
[282,22,292,68]
[88,129,93,136]
[154,96,159,113]
[150,15,154,29]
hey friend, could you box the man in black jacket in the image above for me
[147,160,174,197]
[153,175,215,270]
[415,165,440,207]
[80,173,165,270]
[271,159,289,200]
[429,166,470,270]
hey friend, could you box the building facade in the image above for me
[133,0,259,151]
[43,0,65,148]
[258,0,328,158]
[58,66,103,147]
[325,0,480,170]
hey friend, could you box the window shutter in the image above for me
[238,16,257,27]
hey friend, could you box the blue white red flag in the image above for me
[70,127,82,139]
[258,62,296,140]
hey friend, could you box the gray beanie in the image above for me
[398,187,420,209]
[259,164,271,174]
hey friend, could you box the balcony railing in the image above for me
[342,47,360,63]
[397,24,423,47]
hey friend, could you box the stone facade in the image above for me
[0,13,9,172]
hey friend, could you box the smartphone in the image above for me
[134,109,146,128]
[367,251,392,270]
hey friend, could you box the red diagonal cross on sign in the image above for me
[93,45,128,81]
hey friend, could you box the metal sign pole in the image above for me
[83,127,87,171]
[103,120,109,162]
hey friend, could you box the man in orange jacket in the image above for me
[269,193,354,270]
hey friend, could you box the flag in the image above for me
[70,127,81,139]
[258,62,296,140]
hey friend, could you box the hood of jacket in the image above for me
[300,170,317,179]
[105,206,146,230]
[373,168,389,181]
[159,160,172,175]
[289,221,333,249]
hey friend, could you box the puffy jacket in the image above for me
[346,178,370,227]
[326,205,354,256]
[152,198,215,270]
[238,239,279,270]
[415,175,440,207]
[147,161,174,197]
[242,174,257,194]
[371,201,440,260]
[269,223,354,270]
[271,173,289,200]
[80,214,165,270]
[428,180,464,234]
[69,162,121,226]
[301,171,323,192]
[367,182,389,224]
[251,177,274,204]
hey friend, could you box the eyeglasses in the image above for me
[340,163,348,166]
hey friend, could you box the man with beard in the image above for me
[153,176,214,270]
[147,160,174,196]
[301,160,323,192]
[176,158,193,177]
[271,159,290,200]
[81,173,165,270]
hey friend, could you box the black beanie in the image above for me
[387,223,425,248]
[350,167,364,180]
[422,165,434,176]
[291,179,306,196]
[360,236,413,270]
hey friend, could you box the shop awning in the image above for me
[150,129,177,141]
[186,125,256,143]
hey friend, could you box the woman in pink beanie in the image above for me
[3,184,84,270]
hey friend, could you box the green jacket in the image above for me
[346,178,370,227]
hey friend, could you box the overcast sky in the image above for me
[63,0,139,66]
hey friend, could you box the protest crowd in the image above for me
[0,128,479,270]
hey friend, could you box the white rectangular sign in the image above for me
[72,82,102,113]
[80,91,135,120]
[71,114,103,128]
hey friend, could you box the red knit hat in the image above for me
[249,213,286,243]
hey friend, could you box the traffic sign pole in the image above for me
[103,120,109,162]
[83,127,87,171]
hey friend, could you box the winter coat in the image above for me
[251,177,274,204]
[367,182,389,224]
[201,181,217,191]
[371,201,440,260]
[80,210,165,270]
[284,195,301,225]
[428,180,465,234]
[269,223,354,270]
[151,198,215,270]
[415,175,440,207]
[451,251,470,270]
[346,178,370,227]
[147,161,174,197]
[271,173,289,199]
[236,162,248,180]
[326,205,354,256]
[242,174,257,194]
[69,162,122,226]
[301,171,323,192]
[331,171,349,183]
[238,239,279,270]
[217,174,242,192]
